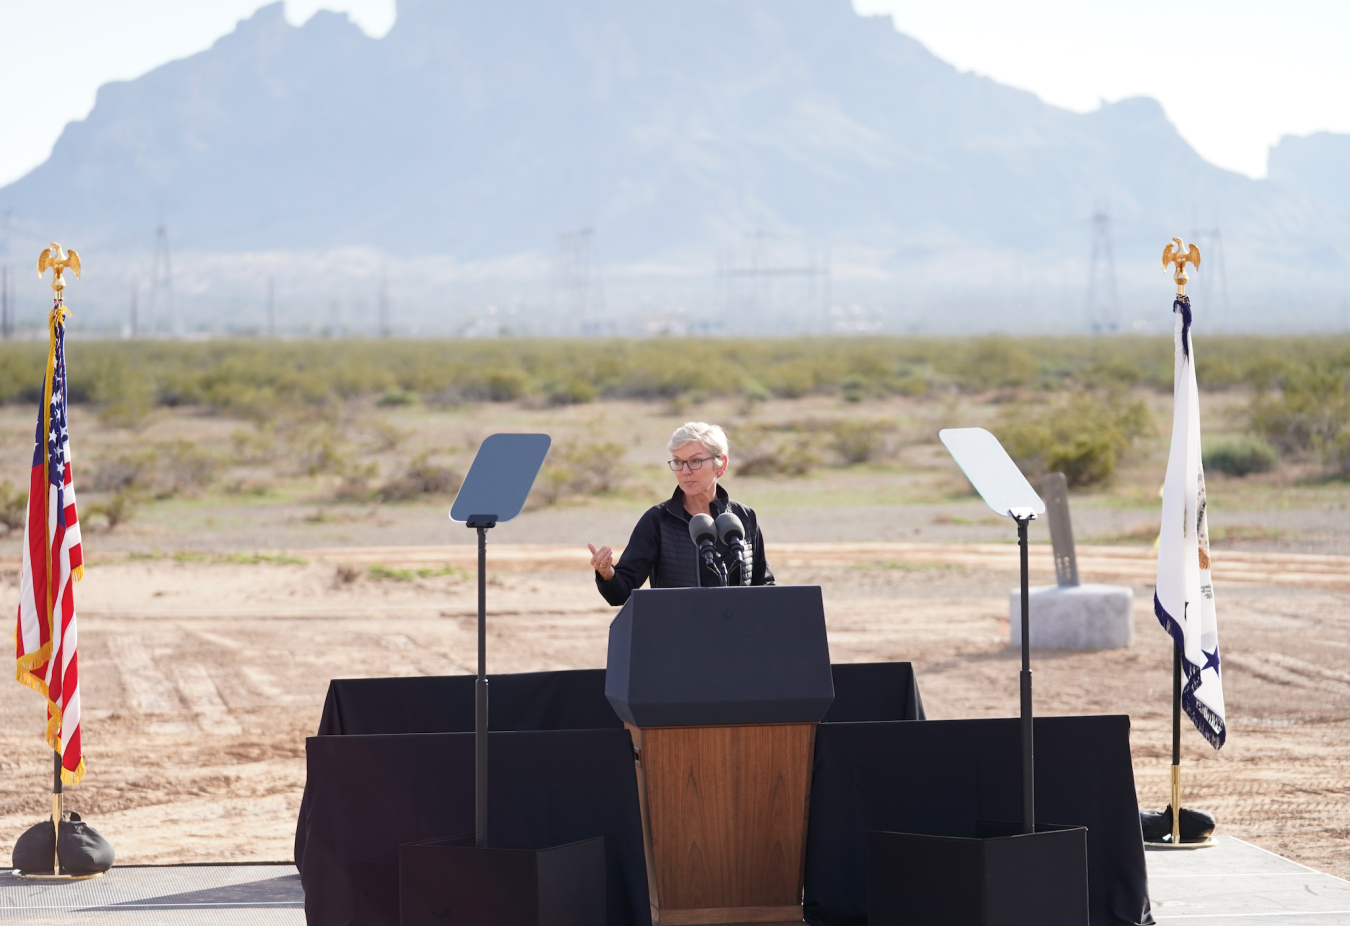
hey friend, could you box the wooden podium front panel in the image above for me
[630,722,815,924]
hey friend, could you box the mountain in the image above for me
[1,0,1346,334]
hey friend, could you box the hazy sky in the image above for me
[0,0,1345,189]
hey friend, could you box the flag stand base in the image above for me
[15,872,104,881]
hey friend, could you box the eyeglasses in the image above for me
[668,456,719,472]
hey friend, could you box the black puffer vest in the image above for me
[595,485,773,606]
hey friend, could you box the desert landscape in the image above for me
[3,337,1350,878]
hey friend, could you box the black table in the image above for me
[295,664,1151,925]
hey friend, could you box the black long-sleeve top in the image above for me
[595,484,774,606]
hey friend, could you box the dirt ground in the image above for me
[3,540,1349,880]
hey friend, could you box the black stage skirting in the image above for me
[295,664,1151,926]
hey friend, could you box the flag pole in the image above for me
[1168,245,1192,847]
[53,750,63,875]
[1171,638,1182,844]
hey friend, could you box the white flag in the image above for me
[1155,296,1226,749]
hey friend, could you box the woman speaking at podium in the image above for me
[588,421,774,605]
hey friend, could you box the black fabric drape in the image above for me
[803,715,1153,926]
[298,729,648,926]
[296,667,1157,926]
[315,668,622,737]
[312,662,924,739]
[823,661,926,722]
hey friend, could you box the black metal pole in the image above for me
[475,525,489,849]
[52,749,63,874]
[1172,639,1182,767]
[1018,516,1034,835]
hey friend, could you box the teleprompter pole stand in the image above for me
[448,432,552,851]
[467,514,497,849]
[938,428,1047,835]
[1017,515,1034,834]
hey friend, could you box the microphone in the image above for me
[688,513,724,586]
[715,511,748,581]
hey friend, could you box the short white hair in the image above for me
[668,421,729,459]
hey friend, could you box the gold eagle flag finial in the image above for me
[1162,237,1201,296]
[37,242,82,293]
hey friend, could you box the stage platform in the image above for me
[1148,836,1350,924]
[1,838,1347,924]
[0,864,302,924]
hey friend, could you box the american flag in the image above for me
[15,298,86,784]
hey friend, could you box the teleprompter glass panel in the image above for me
[449,433,552,524]
[939,427,1045,519]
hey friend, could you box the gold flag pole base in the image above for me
[1145,768,1214,848]
[1145,765,1215,848]
[1171,763,1181,843]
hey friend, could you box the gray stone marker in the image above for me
[1009,473,1134,650]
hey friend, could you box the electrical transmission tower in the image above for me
[148,224,178,335]
[128,276,139,338]
[378,268,390,337]
[552,228,605,334]
[1086,207,1120,332]
[1,267,10,340]
[716,230,830,333]
[1189,226,1229,313]
[1,210,11,339]
[266,277,276,337]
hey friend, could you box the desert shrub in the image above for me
[536,434,628,503]
[91,443,219,498]
[90,355,157,429]
[1250,366,1350,474]
[472,367,529,402]
[292,428,354,477]
[84,488,138,532]
[733,424,817,477]
[829,418,893,465]
[376,453,464,502]
[376,388,418,407]
[996,393,1153,487]
[90,450,158,492]
[333,461,379,501]
[740,378,772,405]
[952,337,1041,392]
[0,480,27,533]
[1203,437,1279,477]
[546,378,598,405]
[11,335,1350,418]
[157,440,221,495]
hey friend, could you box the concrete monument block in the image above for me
[1010,583,1134,650]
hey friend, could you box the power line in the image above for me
[1086,206,1120,333]
[717,230,830,332]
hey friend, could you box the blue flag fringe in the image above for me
[1154,591,1226,749]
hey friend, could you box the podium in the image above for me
[606,587,834,925]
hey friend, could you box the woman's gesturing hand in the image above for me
[587,543,615,581]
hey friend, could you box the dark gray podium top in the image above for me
[604,586,835,727]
